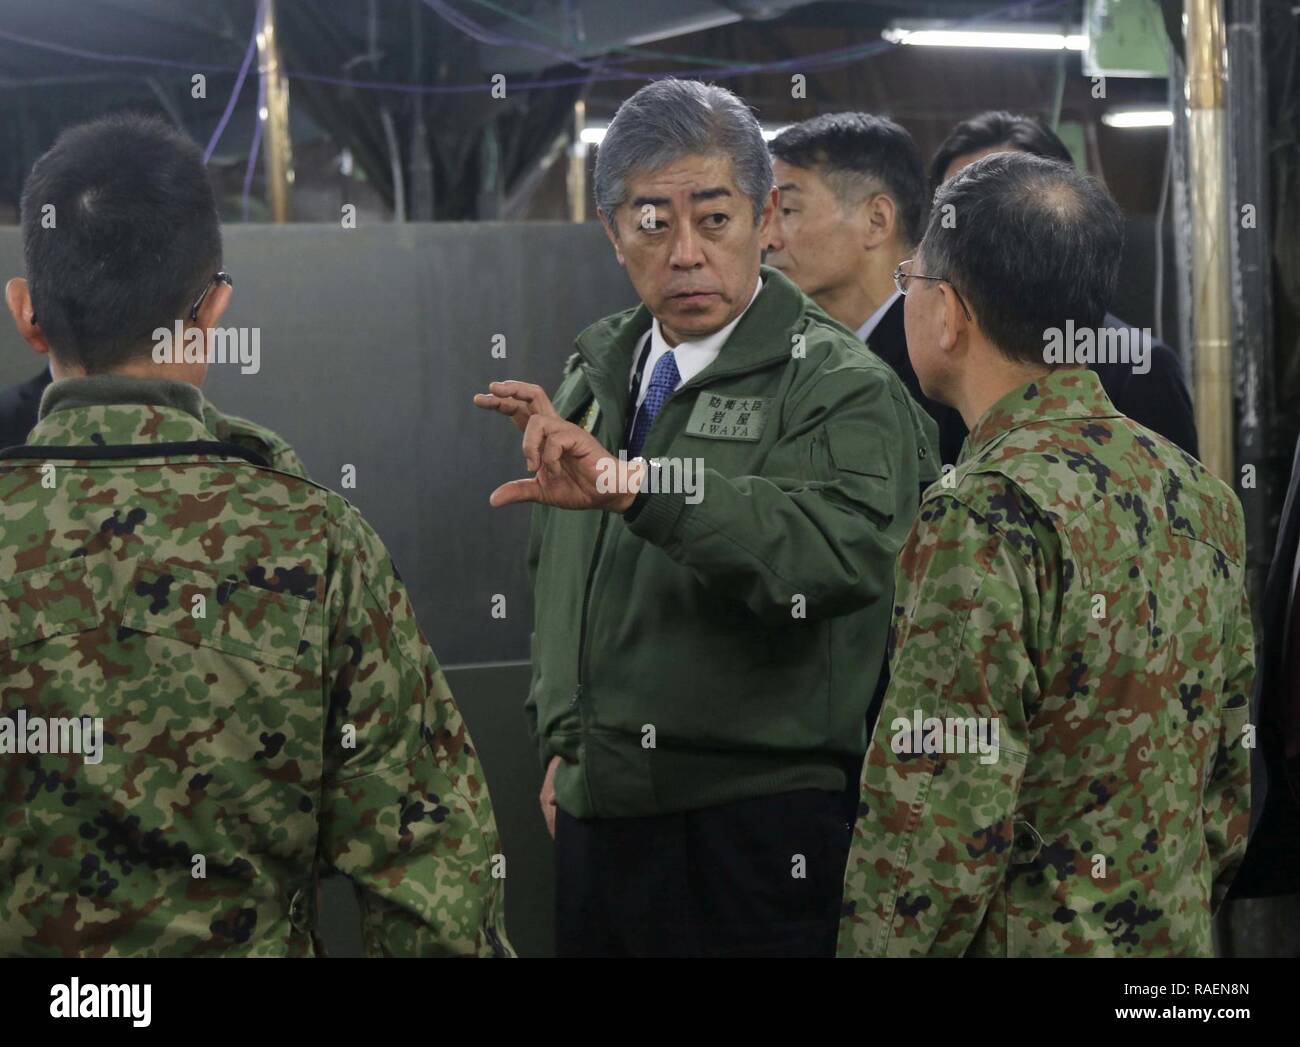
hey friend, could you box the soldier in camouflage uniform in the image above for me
[838,152,1254,957]
[0,113,510,956]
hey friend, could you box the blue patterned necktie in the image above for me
[628,349,680,457]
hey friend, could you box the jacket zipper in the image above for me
[573,510,610,816]
[574,509,610,716]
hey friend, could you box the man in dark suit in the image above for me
[767,114,966,465]
[1230,435,1300,899]
[930,110,1198,458]
[0,365,51,450]
[768,111,1199,464]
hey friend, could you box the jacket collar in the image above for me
[28,375,212,447]
[574,264,810,387]
[965,366,1120,459]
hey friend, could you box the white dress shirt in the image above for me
[629,278,763,409]
[855,290,901,345]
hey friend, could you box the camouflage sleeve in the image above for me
[201,400,309,478]
[318,505,512,957]
[1205,584,1255,909]
[838,494,1038,957]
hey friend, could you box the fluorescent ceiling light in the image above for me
[884,25,1087,51]
[582,124,788,145]
[1101,109,1174,128]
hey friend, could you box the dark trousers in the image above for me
[555,788,854,958]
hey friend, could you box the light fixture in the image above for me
[1101,109,1174,128]
[580,124,789,145]
[883,24,1087,51]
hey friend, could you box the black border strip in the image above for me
[0,440,270,468]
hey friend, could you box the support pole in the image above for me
[568,98,587,223]
[1185,0,1232,478]
[258,0,293,223]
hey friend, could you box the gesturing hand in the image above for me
[472,380,559,433]
[489,413,642,513]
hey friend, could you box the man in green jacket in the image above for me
[476,79,936,957]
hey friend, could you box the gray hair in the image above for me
[594,79,772,225]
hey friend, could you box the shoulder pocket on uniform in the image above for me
[826,425,896,526]
[0,558,99,653]
[119,560,312,670]
[827,425,891,479]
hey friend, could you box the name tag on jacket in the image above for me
[684,394,768,441]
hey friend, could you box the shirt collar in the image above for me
[27,375,213,447]
[855,290,901,344]
[965,367,1120,458]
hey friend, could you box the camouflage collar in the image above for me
[27,376,212,448]
[964,367,1120,459]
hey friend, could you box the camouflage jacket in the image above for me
[201,400,308,477]
[838,368,1254,957]
[0,376,510,957]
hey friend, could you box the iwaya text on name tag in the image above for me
[685,394,768,441]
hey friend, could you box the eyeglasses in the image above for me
[188,271,233,321]
[894,259,972,321]
[30,270,233,328]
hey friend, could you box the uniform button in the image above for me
[289,888,310,932]
[919,446,928,459]
[1011,819,1043,865]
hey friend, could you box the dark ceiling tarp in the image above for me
[0,0,583,219]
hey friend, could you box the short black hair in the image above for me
[770,112,927,246]
[920,151,1123,367]
[928,110,1074,196]
[20,112,222,371]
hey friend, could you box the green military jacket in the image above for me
[0,376,510,957]
[838,368,1254,957]
[527,267,938,818]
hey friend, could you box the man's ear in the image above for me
[859,193,896,250]
[5,278,51,355]
[937,281,969,355]
[192,278,232,331]
[598,209,626,267]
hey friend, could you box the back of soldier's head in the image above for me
[920,151,1123,367]
[20,113,222,373]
